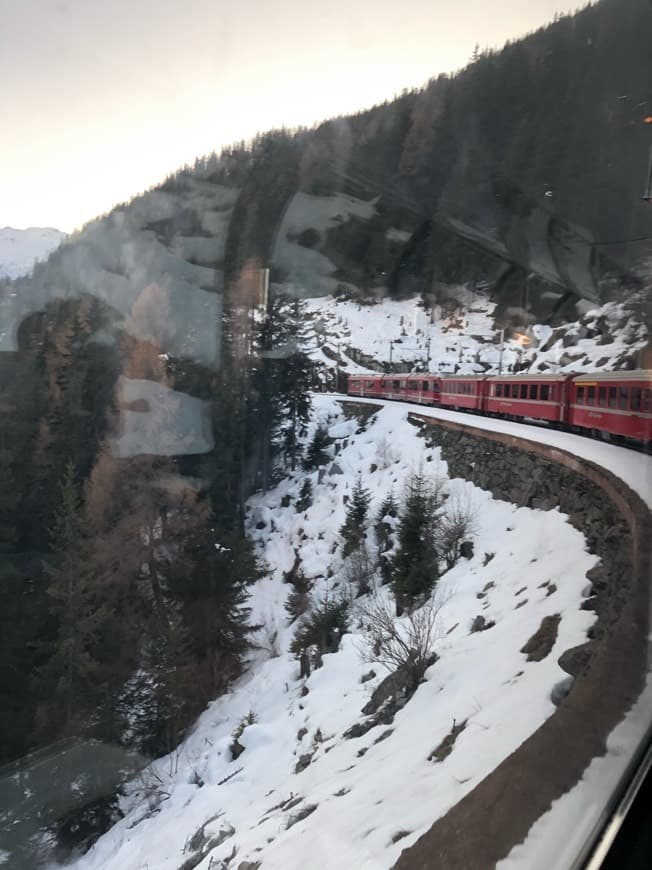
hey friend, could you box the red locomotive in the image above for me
[346,370,652,447]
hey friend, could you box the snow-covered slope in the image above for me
[303,288,649,375]
[71,396,603,870]
[0,227,66,280]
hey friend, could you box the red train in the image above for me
[346,370,652,447]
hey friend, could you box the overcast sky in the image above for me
[1,0,582,232]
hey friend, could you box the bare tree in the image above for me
[357,591,446,693]
[437,489,478,571]
[343,541,375,597]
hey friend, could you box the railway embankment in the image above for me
[389,412,652,870]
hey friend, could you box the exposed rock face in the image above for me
[520,614,561,662]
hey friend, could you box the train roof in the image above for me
[572,370,652,383]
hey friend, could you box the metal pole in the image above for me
[498,328,505,374]
[389,340,393,367]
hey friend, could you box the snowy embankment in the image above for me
[71,396,615,870]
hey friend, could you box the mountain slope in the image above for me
[71,397,598,870]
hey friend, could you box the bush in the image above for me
[290,596,350,659]
[284,567,313,624]
[343,542,375,597]
[303,424,330,470]
[295,478,313,513]
[358,593,444,694]
[436,490,478,571]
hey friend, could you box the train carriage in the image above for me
[439,376,487,412]
[570,370,652,443]
[347,374,384,399]
[485,374,573,424]
[404,375,441,406]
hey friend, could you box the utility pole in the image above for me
[426,337,431,370]
[389,340,393,368]
[498,328,505,375]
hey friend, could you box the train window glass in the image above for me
[619,386,629,409]
[529,384,538,400]
[365,381,374,388]
[520,384,527,399]
[642,389,651,412]
[541,384,550,401]
[587,386,596,405]
[576,386,584,404]
[392,380,400,390]
[422,380,429,391]
[400,380,406,388]
[598,387,607,407]
[496,383,503,397]
[631,387,641,411]
[608,386,617,408]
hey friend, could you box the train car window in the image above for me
[400,380,406,388]
[541,384,550,401]
[365,380,374,388]
[587,386,596,405]
[496,383,503,397]
[422,380,429,391]
[529,384,538,400]
[392,380,400,390]
[619,386,629,409]
[576,386,584,404]
[598,387,608,407]
[631,387,642,411]
[609,386,618,409]
[520,384,528,399]
[642,389,651,412]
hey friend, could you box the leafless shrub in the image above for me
[343,542,376,597]
[437,489,478,571]
[357,591,446,692]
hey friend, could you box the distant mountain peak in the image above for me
[0,226,67,280]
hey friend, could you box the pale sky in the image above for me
[1,0,582,232]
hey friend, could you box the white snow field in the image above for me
[63,394,652,870]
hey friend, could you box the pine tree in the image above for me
[36,463,109,736]
[375,489,399,584]
[303,424,330,470]
[390,470,442,614]
[172,519,262,698]
[340,474,372,557]
[250,293,315,487]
